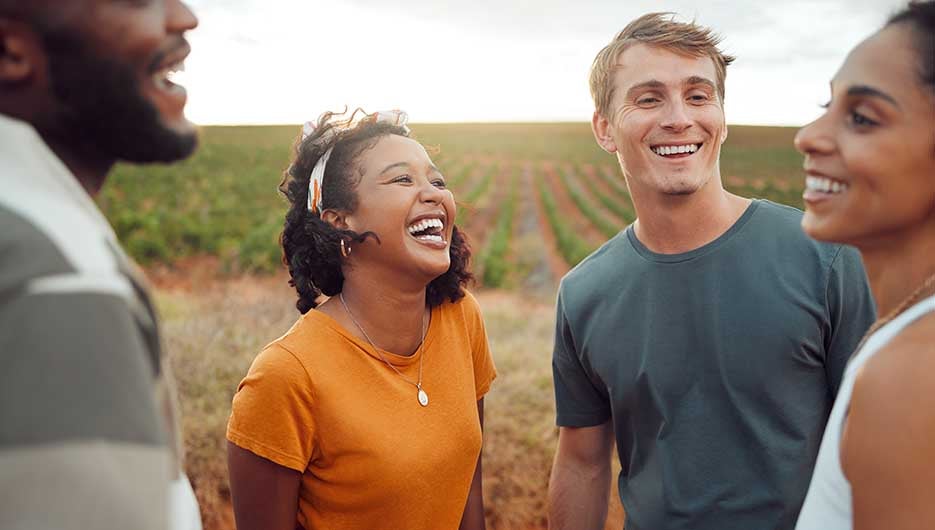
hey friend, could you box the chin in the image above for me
[801,212,851,245]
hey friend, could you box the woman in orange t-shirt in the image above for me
[226,109,496,530]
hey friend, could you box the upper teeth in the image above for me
[153,61,185,88]
[805,176,848,194]
[652,144,699,156]
[408,218,444,234]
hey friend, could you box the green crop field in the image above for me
[100,123,804,281]
[104,123,807,530]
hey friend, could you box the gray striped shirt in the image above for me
[0,114,201,530]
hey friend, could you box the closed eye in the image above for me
[849,111,878,128]
[392,175,413,184]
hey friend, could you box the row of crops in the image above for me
[98,123,807,286]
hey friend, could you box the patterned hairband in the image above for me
[302,110,411,214]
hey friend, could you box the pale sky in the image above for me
[180,0,906,126]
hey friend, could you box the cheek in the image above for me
[442,190,457,218]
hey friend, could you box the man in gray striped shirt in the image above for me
[0,2,201,529]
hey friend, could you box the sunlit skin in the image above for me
[795,25,935,255]
[73,0,198,138]
[318,134,457,357]
[591,43,747,254]
[598,43,728,198]
[342,134,456,288]
[0,0,197,192]
[795,22,935,530]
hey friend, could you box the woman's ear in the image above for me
[321,209,350,231]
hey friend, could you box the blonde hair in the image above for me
[589,12,735,117]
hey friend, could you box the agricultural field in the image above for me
[102,123,806,529]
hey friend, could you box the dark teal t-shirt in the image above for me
[552,200,875,530]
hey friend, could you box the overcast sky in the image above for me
[180,0,906,126]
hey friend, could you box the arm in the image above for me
[824,246,876,396]
[843,314,935,530]
[227,442,302,530]
[548,421,615,530]
[460,399,486,530]
[0,285,173,530]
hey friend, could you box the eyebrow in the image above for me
[845,84,900,108]
[625,76,716,100]
[379,162,442,176]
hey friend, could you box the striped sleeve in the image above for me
[0,206,171,530]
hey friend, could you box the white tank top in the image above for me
[795,293,935,530]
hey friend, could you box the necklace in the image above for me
[854,272,935,353]
[339,292,430,407]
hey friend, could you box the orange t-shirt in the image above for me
[227,291,497,530]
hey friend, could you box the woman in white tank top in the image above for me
[792,2,935,528]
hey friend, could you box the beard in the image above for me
[40,28,198,164]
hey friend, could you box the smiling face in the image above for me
[593,43,728,198]
[794,23,935,247]
[342,134,457,283]
[39,0,198,162]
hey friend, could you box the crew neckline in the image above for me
[626,199,761,264]
[303,303,438,367]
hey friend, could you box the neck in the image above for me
[39,131,114,196]
[630,176,750,254]
[857,220,935,318]
[339,267,428,356]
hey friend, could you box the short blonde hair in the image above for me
[589,12,735,117]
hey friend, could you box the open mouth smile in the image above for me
[147,41,191,102]
[650,143,702,158]
[407,216,447,246]
[805,176,849,195]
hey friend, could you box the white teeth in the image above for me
[805,176,848,194]
[407,217,444,235]
[152,62,186,90]
[652,144,699,156]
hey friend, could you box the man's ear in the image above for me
[320,209,350,231]
[591,111,618,154]
[720,123,729,145]
[0,18,43,85]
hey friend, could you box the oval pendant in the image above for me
[418,388,429,407]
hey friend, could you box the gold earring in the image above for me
[340,239,352,258]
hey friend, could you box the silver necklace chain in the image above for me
[339,292,430,406]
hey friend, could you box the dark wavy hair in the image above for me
[279,110,473,314]
[887,1,935,95]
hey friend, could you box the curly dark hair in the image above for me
[279,110,473,314]
[887,1,935,95]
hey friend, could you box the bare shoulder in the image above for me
[858,311,935,398]
[844,311,935,528]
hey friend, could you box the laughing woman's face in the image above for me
[794,23,935,248]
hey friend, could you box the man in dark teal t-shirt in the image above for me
[547,13,875,530]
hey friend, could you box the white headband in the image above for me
[302,110,411,214]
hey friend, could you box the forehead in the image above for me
[834,24,929,104]
[612,43,718,91]
[357,134,434,176]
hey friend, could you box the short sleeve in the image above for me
[461,291,497,400]
[824,245,876,397]
[552,286,611,427]
[227,343,317,472]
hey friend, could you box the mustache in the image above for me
[147,36,191,72]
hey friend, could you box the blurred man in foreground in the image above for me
[0,1,202,528]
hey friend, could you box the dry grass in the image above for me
[157,275,622,529]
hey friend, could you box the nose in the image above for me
[660,100,692,133]
[794,112,835,156]
[169,0,199,32]
[419,178,447,204]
